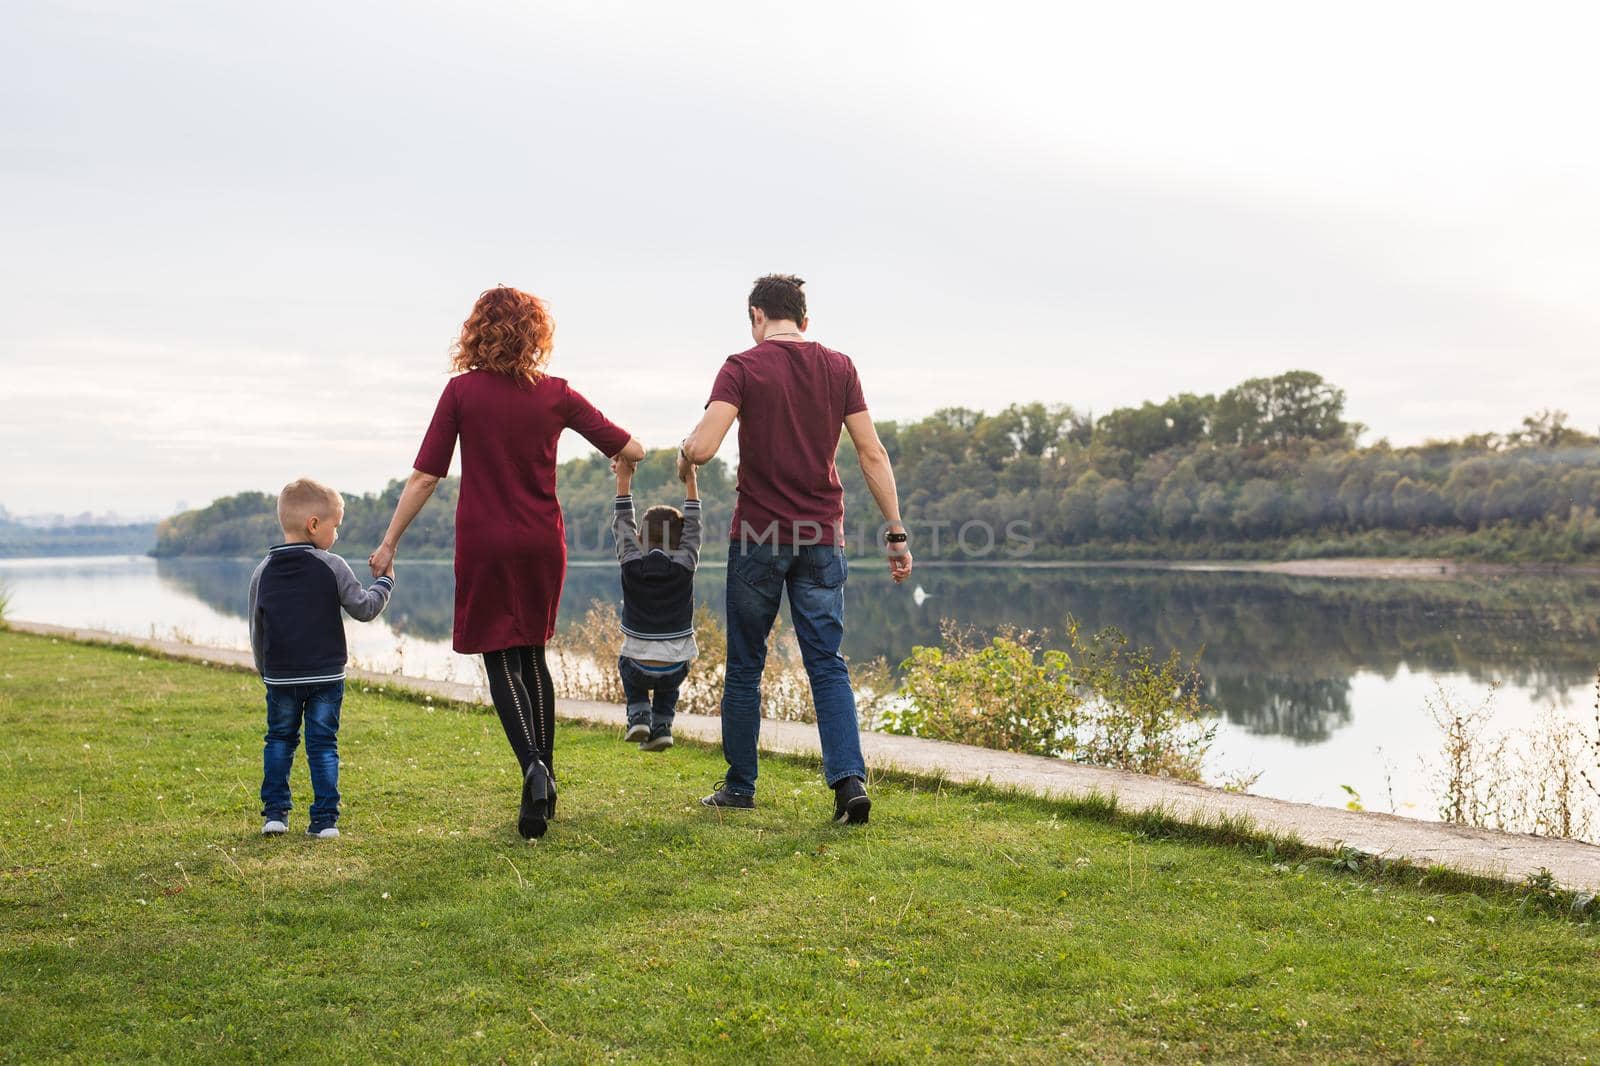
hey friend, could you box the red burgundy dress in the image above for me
[413,370,632,654]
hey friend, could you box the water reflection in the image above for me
[153,558,1600,746]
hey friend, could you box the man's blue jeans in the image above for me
[720,542,866,796]
[260,680,343,829]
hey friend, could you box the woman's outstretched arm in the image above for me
[368,469,441,576]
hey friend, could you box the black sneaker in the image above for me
[699,780,754,810]
[833,776,871,825]
[624,720,650,743]
[640,724,673,752]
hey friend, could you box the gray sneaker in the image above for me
[640,725,673,752]
[262,818,288,836]
[624,721,650,743]
[700,781,754,810]
[305,826,340,839]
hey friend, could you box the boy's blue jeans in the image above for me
[618,656,690,729]
[260,680,343,829]
[720,541,866,796]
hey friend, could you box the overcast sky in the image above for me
[3,1,1599,516]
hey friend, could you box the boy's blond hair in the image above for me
[278,478,343,535]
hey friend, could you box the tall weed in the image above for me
[1429,683,1509,828]
[550,600,890,728]
[1581,670,1600,815]
[1429,681,1598,842]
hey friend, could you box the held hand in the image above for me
[368,543,396,579]
[676,450,693,483]
[612,454,638,493]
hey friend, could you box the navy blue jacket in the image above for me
[247,543,393,684]
[613,495,700,641]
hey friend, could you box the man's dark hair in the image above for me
[641,504,684,551]
[748,273,807,324]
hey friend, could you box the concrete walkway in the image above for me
[12,619,1600,893]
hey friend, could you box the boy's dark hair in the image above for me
[748,273,806,324]
[641,504,685,551]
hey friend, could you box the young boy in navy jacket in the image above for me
[248,478,393,838]
[612,463,700,751]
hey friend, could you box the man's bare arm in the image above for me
[679,400,739,478]
[844,410,912,583]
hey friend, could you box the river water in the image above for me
[4,554,1596,818]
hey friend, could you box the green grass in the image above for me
[2,630,1598,1063]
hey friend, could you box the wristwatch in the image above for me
[884,530,909,546]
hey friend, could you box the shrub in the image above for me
[891,619,1213,781]
[894,625,1078,757]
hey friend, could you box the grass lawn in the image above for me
[2,628,1598,1063]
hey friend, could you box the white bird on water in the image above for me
[912,585,929,607]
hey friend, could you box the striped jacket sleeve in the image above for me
[673,498,702,570]
[247,557,268,675]
[318,551,393,622]
[613,495,643,564]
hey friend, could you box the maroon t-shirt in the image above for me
[707,339,867,546]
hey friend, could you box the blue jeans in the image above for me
[720,542,865,795]
[260,680,343,829]
[618,655,690,728]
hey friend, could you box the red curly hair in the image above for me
[450,286,555,381]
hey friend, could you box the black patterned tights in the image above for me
[483,645,555,776]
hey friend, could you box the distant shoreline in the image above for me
[12,552,1599,582]
[907,557,1600,580]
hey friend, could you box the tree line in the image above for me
[839,370,1600,561]
[1,518,156,558]
[153,369,1600,562]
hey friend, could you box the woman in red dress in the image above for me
[369,287,644,839]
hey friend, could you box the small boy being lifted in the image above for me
[611,462,701,751]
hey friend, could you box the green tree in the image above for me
[1233,479,1284,537]
[1061,472,1102,542]
[1212,370,1349,446]
[1095,478,1137,539]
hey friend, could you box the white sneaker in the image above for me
[262,819,288,835]
[305,826,340,839]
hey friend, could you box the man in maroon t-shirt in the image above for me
[678,274,912,825]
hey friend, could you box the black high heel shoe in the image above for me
[518,759,554,839]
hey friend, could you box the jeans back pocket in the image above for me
[806,547,848,589]
[732,546,784,597]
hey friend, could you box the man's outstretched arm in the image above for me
[844,410,912,583]
[679,400,739,478]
